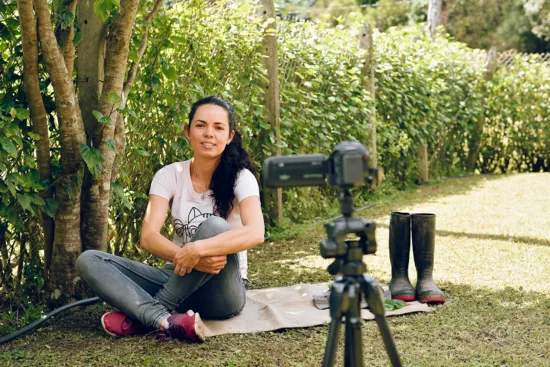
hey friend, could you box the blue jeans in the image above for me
[75,217,246,329]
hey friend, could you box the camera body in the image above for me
[264,141,376,189]
[263,141,379,265]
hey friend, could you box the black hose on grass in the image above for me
[0,296,102,345]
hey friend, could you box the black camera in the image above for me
[263,141,379,189]
[263,141,379,256]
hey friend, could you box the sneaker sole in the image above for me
[101,313,120,337]
[195,313,206,342]
[194,312,206,342]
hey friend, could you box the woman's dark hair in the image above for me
[188,96,257,219]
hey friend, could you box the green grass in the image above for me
[2,173,550,366]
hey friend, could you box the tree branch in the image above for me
[18,0,55,272]
[123,0,164,98]
[97,0,139,184]
[80,0,139,251]
[33,0,85,173]
[56,0,77,76]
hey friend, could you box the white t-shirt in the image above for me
[149,159,259,279]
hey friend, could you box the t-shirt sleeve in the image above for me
[149,165,176,200]
[234,169,260,203]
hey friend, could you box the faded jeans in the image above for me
[75,217,246,329]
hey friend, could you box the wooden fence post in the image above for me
[359,23,383,187]
[258,0,283,226]
[417,0,447,184]
[359,24,377,167]
[467,46,497,171]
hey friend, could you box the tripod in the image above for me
[320,188,402,367]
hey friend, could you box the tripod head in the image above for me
[320,188,377,276]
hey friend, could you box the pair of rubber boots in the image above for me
[389,212,445,304]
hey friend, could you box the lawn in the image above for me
[1,173,549,366]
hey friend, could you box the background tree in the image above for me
[523,0,550,41]
[441,0,550,52]
[15,0,162,305]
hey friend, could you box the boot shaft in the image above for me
[389,212,411,275]
[411,213,436,279]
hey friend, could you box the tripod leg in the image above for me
[323,281,346,367]
[324,317,343,367]
[361,275,403,367]
[345,282,363,367]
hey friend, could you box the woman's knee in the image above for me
[75,250,103,277]
[193,216,231,241]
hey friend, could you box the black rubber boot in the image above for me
[389,212,415,301]
[411,213,446,304]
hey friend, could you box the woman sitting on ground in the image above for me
[76,96,264,342]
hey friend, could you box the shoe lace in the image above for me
[145,321,188,342]
[166,321,188,340]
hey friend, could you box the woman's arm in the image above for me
[140,194,183,262]
[173,195,264,276]
[140,195,228,274]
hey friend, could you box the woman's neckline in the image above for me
[187,159,212,198]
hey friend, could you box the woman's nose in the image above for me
[203,126,214,137]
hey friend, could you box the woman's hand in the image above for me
[173,242,202,276]
[194,255,227,274]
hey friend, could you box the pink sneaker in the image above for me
[101,311,143,337]
[165,310,205,342]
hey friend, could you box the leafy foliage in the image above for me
[481,53,550,172]
[1,0,549,305]
[384,299,406,311]
[0,3,53,300]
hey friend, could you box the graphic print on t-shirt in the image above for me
[174,207,214,243]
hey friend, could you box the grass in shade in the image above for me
[1,173,549,366]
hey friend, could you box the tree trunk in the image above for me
[467,47,497,171]
[34,0,86,304]
[77,1,108,145]
[426,0,443,38]
[17,0,55,274]
[81,0,140,251]
[258,0,283,227]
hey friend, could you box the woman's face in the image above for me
[185,104,235,160]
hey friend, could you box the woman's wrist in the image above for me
[188,240,206,257]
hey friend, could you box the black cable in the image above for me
[0,296,102,346]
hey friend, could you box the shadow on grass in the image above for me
[373,224,550,248]
[267,174,508,244]
[436,229,550,248]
